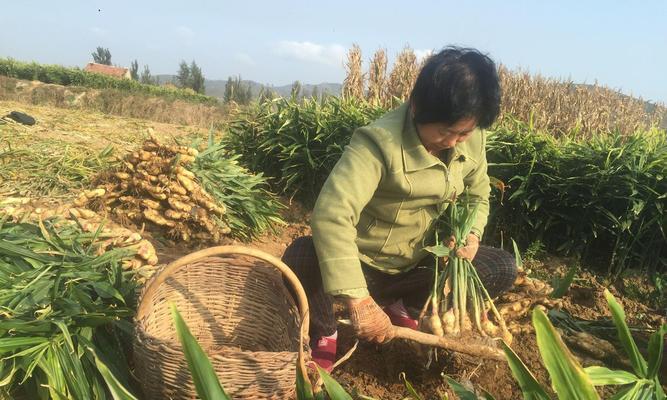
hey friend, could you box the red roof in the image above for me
[84,63,130,78]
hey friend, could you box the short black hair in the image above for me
[410,46,501,129]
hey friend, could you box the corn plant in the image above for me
[341,45,666,136]
[342,44,364,100]
[0,218,141,399]
[496,65,665,137]
[445,290,666,399]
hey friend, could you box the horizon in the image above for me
[1,1,665,104]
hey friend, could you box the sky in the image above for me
[1,1,666,103]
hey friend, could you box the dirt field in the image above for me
[2,99,665,399]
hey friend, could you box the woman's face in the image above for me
[416,117,477,154]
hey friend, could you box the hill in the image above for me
[155,74,341,100]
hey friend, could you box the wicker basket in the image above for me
[133,246,310,400]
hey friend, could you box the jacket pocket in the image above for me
[357,212,377,234]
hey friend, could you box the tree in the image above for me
[91,47,112,65]
[176,61,191,88]
[130,60,139,81]
[224,75,251,105]
[224,77,234,102]
[189,61,205,94]
[140,65,156,85]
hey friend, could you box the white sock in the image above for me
[323,331,338,340]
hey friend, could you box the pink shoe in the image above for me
[310,334,337,373]
[383,299,418,330]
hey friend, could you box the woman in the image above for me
[282,46,517,371]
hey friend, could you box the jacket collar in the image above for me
[399,103,477,172]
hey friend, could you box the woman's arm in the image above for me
[311,127,386,295]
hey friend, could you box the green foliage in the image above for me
[533,308,600,399]
[315,366,354,400]
[486,123,667,274]
[443,374,496,400]
[550,266,578,299]
[129,60,139,81]
[139,65,156,85]
[190,135,286,240]
[176,60,205,94]
[0,143,117,197]
[501,341,551,399]
[176,60,191,88]
[461,290,667,400]
[189,61,205,94]
[0,58,218,105]
[0,219,141,399]
[222,96,386,204]
[258,85,277,103]
[91,47,112,65]
[291,80,302,100]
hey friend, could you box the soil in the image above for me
[5,98,664,399]
[150,203,666,400]
[5,193,665,399]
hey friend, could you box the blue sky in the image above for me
[2,1,665,103]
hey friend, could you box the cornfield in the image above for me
[497,65,665,137]
[341,45,666,136]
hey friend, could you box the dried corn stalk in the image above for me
[366,48,388,106]
[342,44,365,100]
[387,46,419,104]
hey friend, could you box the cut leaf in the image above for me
[424,244,451,257]
[85,344,139,400]
[501,341,551,400]
[647,325,667,378]
[400,372,423,400]
[584,366,639,386]
[315,365,353,400]
[551,266,577,299]
[442,375,482,400]
[170,304,230,400]
[604,290,648,377]
[532,308,599,399]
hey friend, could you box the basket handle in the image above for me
[136,245,310,342]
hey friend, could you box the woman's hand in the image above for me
[346,296,395,343]
[456,233,480,260]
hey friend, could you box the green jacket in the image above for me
[311,102,490,295]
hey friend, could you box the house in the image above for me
[84,63,131,79]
